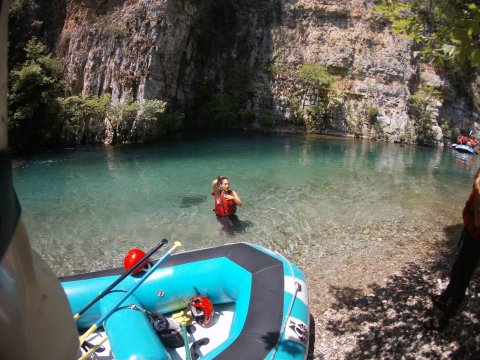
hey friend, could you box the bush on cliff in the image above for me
[59,94,111,144]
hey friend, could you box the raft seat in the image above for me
[99,291,170,360]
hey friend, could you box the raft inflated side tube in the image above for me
[73,239,168,321]
[100,292,170,360]
[78,242,181,346]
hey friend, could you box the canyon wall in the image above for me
[57,0,480,144]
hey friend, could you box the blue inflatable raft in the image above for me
[452,143,476,154]
[61,242,310,359]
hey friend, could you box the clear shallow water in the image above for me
[13,133,479,283]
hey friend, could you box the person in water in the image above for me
[425,168,480,330]
[212,176,242,234]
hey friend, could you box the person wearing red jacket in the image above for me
[426,169,480,330]
[212,176,243,234]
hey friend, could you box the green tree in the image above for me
[375,1,480,67]
[59,95,167,145]
[407,85,441,144]
[299,64,337,95]
[297,64,339,130]
[104,95,169,143]
[8,37,66,151]
[107,93,139,144]
[59,94,111,144]
[138,99,167,123]
[8,0,42,69]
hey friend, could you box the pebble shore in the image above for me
[307,223,480,359]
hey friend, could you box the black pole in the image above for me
[74,239,168,319]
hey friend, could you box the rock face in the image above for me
[57,0,479,144]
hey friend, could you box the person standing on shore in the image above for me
[212,176,242,234]
[426,168,480,330]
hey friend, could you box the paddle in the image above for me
[78,336,108,360]
[172,308,194,360]
[73,239,169,321]
[78,241,182,347]
[182,323,193,360]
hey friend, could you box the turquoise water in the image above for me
[13,133,479,279]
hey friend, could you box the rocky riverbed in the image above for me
[306,213,480,359]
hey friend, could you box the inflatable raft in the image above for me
[452,142,476,154]
[452,135,477,154]
[61,242,310,359]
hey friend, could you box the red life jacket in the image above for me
[212,191,236,216]
[462,190,480,241]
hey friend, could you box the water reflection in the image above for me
[451,150,476,172]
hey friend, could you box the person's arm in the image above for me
[474,173,480,227]
[212,176,221,196]
[229,190,242,207]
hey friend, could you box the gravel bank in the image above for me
[308,223,480,359]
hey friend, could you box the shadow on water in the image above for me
[179,195,208,208]
[316,223,480,359]
[216,216,254,236]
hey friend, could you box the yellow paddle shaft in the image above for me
[78,324,98,347]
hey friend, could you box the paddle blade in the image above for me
[172,309,193,326]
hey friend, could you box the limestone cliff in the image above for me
[57,0,480,145]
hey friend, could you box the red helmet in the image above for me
[123,248,151,274]
[189,296,214,326]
